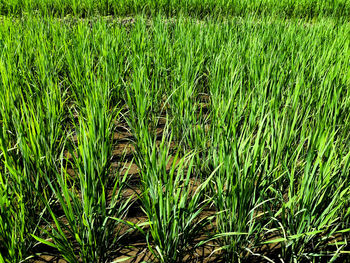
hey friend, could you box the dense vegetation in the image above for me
[0,0,349,18]
[0,1,350,263]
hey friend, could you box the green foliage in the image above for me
[0,0,350,19]
[0,14,349,263]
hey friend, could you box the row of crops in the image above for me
[0,2,350,263]
[0,0,350,18]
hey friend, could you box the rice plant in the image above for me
[133,129,215,262]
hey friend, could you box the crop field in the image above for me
[0,1,350,263]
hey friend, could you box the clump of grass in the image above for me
[133,128,215,262]
[32,83,132,262]
[0,48,67,261]
[268,129,350,261]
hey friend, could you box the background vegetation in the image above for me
[0,0,349,18]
